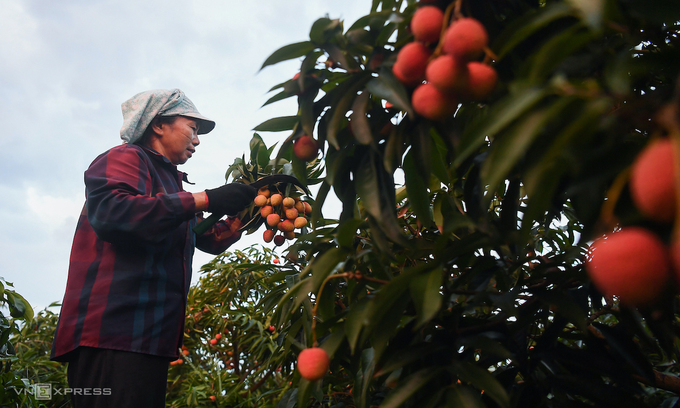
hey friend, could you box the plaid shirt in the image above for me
[51,144,240,361]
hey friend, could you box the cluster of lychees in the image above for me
[253,186,312,246]
[586,137,680,307]
[392,4,498,120]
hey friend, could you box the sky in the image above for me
[0,0,369,312]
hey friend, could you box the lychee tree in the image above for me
[247,0,680,407]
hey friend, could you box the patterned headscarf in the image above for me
[119,89,216,144]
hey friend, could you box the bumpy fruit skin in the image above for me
[393,42,431,85]
[303,202,312,215]
[285,207,299,220]
[411,6,444,44]
[630,138,677,223]
[442,18,488,61]
[294,217,308,228]
[297,347,330,381]
[586,227,671,306]
[282,197,296,208]
[426,54,469,93]
[260,205,274,218]
[263,229,275,243]
[266,214,281,227]
[253,194,268,207]
[270,193,283,207]
[461,62,498,101]
[412,83,457,120]
[279,219,295,232]
[294,135,319,161]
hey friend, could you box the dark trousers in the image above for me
[66,346,169,408]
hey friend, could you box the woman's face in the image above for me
[154,116,200,165]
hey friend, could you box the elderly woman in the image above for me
[50,89,255,407]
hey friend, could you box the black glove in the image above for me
[205,183,257,216]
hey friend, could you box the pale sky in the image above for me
[0,0,367,311]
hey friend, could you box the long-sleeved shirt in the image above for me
[51,143,240,362]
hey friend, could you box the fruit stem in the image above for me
[432,1,461,60]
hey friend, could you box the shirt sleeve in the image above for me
[195,216,243,255]
[85,145,197,244]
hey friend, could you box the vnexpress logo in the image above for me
[34,384,52,400]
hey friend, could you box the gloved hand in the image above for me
[205,183,257,216]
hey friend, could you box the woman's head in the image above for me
[119,89,215,145]
[140,115,202,165]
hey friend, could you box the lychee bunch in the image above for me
[392,4,498,120]
[253,186,312,246]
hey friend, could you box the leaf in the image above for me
[253,116,300,132]
[326,73,372,149]
[336,218,364,248]
[403,151,433,226]
[409,264,443,327]
[309,18,343,45]
[261,41,316,70]
[494,3,575,60]
[344,297,370,354]
[310,248,347,292]
[454,362,510,408]
[455,86,547,168]
[367,68,414,117]
[350,91,375,146]
[379,368,444,408]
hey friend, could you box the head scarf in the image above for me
[119,88,216,144]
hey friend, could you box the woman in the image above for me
[51,89,255,407]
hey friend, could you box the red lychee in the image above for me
[629,138,677,223]
[297,347,330,381]
[442,18,488,62]
[461,62,498,101]
[425,54,469,93]
[411,6,444,44]
[586,227,671,306]
[393,42,431,86]
[411,82,458,121]
[293,135,319,161]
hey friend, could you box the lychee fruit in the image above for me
[411,82,458,121]
[293,135,319,161]
[263,229,275,243]
[442,18,488,62]
[425,54,469,93]
[393,42,431,86]
[585,227,671,306]
[629,138,677,223]
[461,62,498,101]
[411,6,444,44]
[297,347,330,381]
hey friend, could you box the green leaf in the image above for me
[409,264,443,327]
[528,23,594,82]
[253,116,300,132]
[326,73,372,149]
[380,368,444,408]
[261,41,316,70]
[367,68,414,117]
[337,218,364,248]
[455,86,547,167]
[403,151,433,226]
[350,91,375,146]
[310,248,347,292]
[344,297,370,354]
[454,362,510,408]
[309,18,343,44]
[494,3,575,60]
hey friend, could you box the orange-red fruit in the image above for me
[629,138,677,223]
[442,18,488,62]
[295,201,305,213]
[210,396,217,402]
[270,193,283,207]
[298,347,330,381]
[284,231,296,240]
[461,62,498,101]
[585,227,671,306]
[273,258,280,264]
[412,83,457,121]
[294,135,319,161]
[182,349,190,356]
[303,202,312,215]
[671,240,680,281]
[253,194,268,207]
[294,217,308,229]
[266,214,281,227]
[263,229,275,242]
[279,219,295,232]
[260,205,274,218]
[393,42,431,85]
[426,54,469,93]
[285,207,299,220]
[210,338,218,345]
[411,6,444,44]
[283,197,296,208]
[274,234,285,246]
[215,333,222,340]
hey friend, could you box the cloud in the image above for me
[0,0,369,310]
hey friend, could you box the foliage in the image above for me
[165,246,298,408]
[247,0,680,407]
